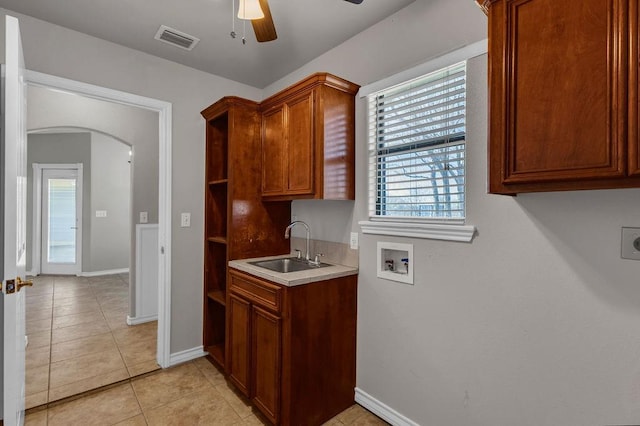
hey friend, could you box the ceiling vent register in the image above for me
[154,25,200,50]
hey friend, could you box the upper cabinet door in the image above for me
[285,91,315,195]
[262,106,287,196]
[487,0,630,193]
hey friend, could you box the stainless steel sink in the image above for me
[249,257,330,273]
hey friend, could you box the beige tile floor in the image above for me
[25,274,160,409]
[25,358,389,425]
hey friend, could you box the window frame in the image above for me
[370,61,467,222]
[357,41,486,242]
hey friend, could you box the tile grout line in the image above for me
[127,363,154,426]
[121,374,148,426]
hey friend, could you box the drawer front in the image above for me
[229,270,282,313]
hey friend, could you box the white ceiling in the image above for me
[0,0,416,88]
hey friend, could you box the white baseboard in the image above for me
[355,388,419,426]
[169,346,208,367]
[26,270,37,277]
[79,268,129,277]
[127,314,158,326]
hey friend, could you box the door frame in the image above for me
[32,163,83,276]
[25,70,173,369]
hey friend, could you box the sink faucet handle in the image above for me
[294,249,302,259]
[313,253,324,264]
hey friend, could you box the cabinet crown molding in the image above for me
[475,0,498,15]
[261,72,360,109]
[201,96,259,119]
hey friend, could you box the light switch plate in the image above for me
[350,232,359,249]
[95,210,107,218]
[621,227,640,260]
[140,212,148,223]
[181,212,191,228]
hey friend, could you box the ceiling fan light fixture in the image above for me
[237,0,264,20]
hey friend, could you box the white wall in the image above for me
[89,132,130,272]
[1,8,263,355]
[266,1,640,425]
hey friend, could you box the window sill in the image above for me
[358,220,476,242]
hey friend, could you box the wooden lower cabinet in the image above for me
[252,306,281,422]
[227,268,357,426]
[228,294,251,397]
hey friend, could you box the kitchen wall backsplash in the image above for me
[290,237,358,268]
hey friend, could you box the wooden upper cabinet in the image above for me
[630,0,640,176]
[262,91,315,197]
[260,73,359,200]
[483,0,640,193]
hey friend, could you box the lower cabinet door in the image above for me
[252,305,281,424]
[228,294,251,396]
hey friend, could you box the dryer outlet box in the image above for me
[621,227,640,260]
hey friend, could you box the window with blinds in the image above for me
[367,61,466,221]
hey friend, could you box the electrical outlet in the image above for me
[139,212,148,223]
[350,232,359,249]
[180,212,191,228]
[95,210,107,218]
[621,227,640,260]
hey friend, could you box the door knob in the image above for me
[16,276,33,292]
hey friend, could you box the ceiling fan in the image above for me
[241,0,364,43]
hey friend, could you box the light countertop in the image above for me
[229,254,358,287]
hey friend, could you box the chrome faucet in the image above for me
[284,221,310,261]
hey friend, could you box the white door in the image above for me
[41,168,81,275]
[2,15,28,426]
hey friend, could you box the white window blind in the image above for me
[368,61,466,221]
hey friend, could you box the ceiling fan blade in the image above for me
[344,0,364,4]
[252,0,277,42]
